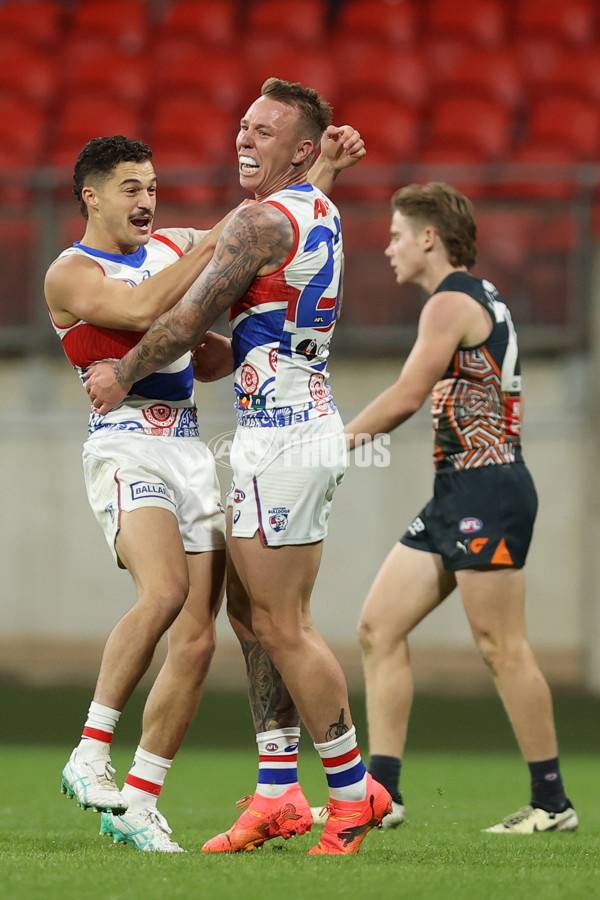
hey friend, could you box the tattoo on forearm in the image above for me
[116,205,295,384]
[241,638,299,733]
[326,709,349,741]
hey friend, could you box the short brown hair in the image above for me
[391,182,477,269]
[261,77,333,151]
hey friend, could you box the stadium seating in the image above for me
[48,95,144,167]
[333,43,430,110]
[64,51,148,107]
[525,94,600,159]
[333,0,419,48]
[0,0,62,51]
[245,0,328,46]
[426,0,508,49]
[68,0,149,54]
[515,0,597,48]
[158,0,240,49]
[427,95,515,161]
[240,45,339,108]
[152,45,245,111]
[0,44,58,109]
[432,49,524,111]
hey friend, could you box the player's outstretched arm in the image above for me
[345,292,473,449]
[308,125,366,195]
[86,202,295,413]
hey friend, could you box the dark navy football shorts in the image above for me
[400,463,538,570]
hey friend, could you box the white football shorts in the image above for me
[83,431,226,567]
[227,411,347,546]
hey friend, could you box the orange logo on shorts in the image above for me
[471,537,489,554]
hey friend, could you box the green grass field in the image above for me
[1,689,598,900]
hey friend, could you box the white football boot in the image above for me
[379,798,406,829]
[100,807,185,852]
[61,749,127,814]
[484,804,578,834]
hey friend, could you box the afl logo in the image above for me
[269,348,278,371]
[142,404,177,428]
[265,743,279,752]
[233,489,246,503]
[241,364,259,395]
[459,517,483,534]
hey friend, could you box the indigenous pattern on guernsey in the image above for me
[431,271,524,472]
[229,183,343,427]
[48,235,199,439]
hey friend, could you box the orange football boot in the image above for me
[202,784,313,853]
[308,774,392,855]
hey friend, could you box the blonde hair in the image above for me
[391,182,477,269]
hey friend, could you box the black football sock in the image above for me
[369,754,403,803]
[528,757,569,812]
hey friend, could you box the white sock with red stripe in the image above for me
[255,727,301,799]
[314,725,368,802]
[76,701,120,760]
[121,745,172,811]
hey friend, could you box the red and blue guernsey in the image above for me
[48,235,200,439]
[229,183,343,427]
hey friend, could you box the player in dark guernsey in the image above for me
[343,182,577,834]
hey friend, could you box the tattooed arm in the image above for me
[85,201,295,413]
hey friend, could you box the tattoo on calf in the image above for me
[241,638,299,733]
[326,708,349,741]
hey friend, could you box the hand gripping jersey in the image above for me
[228,183,343,427]
[48,235,199,439]
[431,272,523,472]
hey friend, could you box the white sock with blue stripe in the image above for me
[315,725,367,801]
[255,727,301,799]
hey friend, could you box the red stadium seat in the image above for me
[159,0,240,49]
[153,46,245,112]
[515,0,597,48]
[432,49,524,111]
[334,98,422,160]
[69,0,149,55]
[530,50,600,105]
[239,45,339,108]
[333,43,431,110]
[428,96,514,160]
[49,95,144,167]
[526,94,600,159]
[65,52,148,107]
[334,0,419,48]
[0,45,58,108]
[245,0,328,46]
[426,0,508,48]
[150,97,236,166]
[0,96,47,160]
[0,0,62,50]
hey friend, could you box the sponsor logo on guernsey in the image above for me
[459,517,483,534]
[233,510,241,524]
[130,481,172,502]
[269,508,289,532]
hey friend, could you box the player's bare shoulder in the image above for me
[44,252,105,323]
